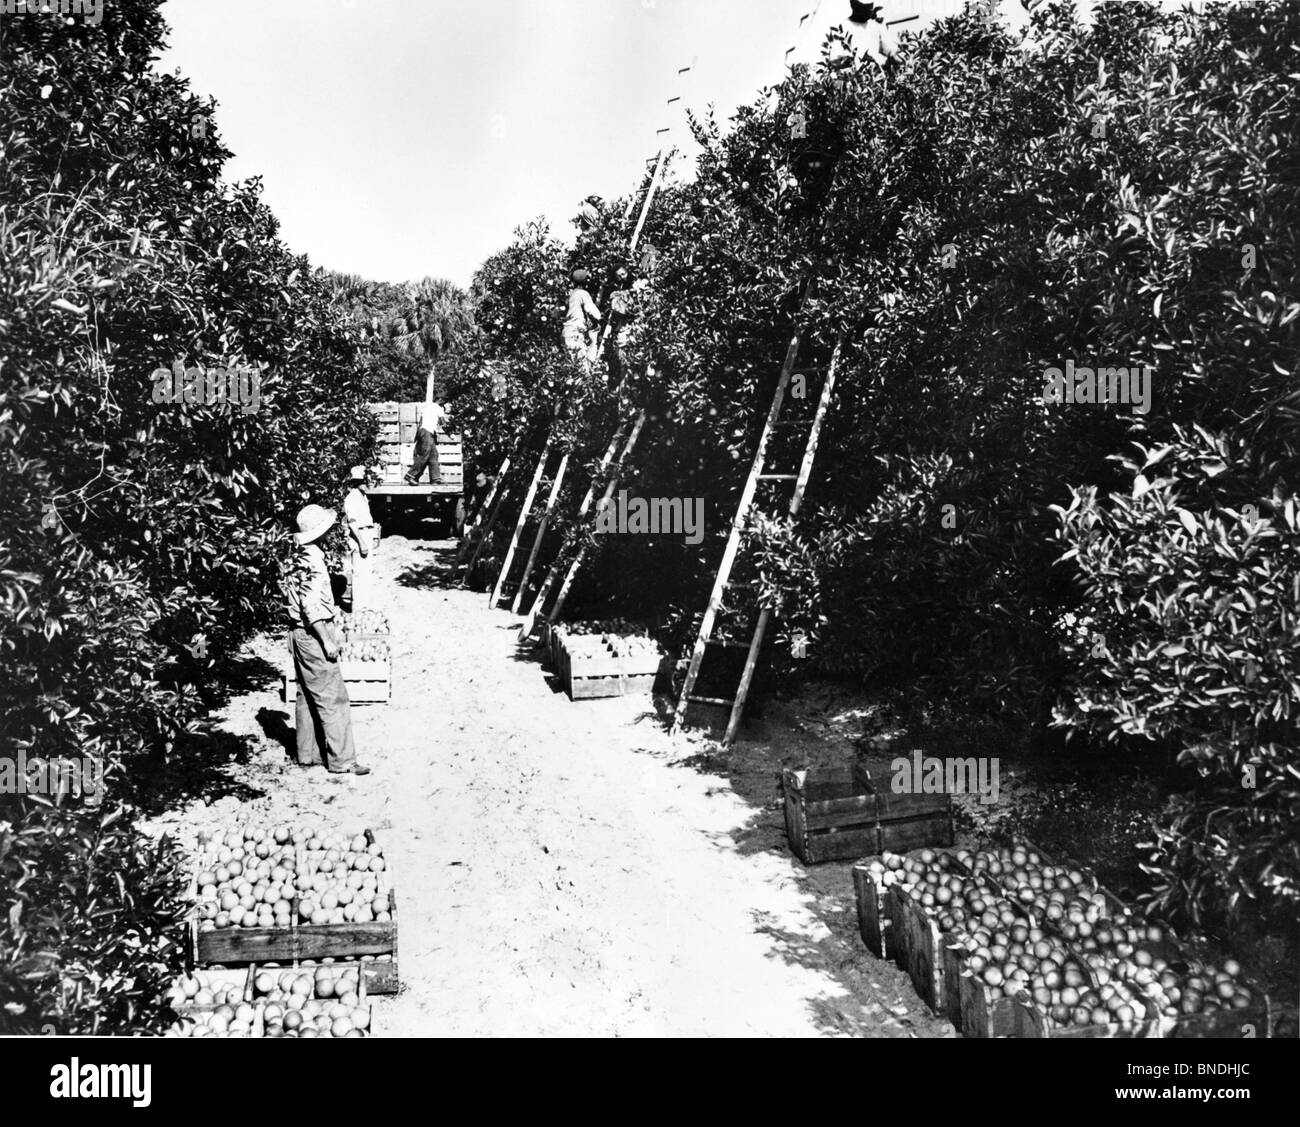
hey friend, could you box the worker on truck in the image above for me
[343,466,378,614]
[284,504,370,777]
[405,396,446,486]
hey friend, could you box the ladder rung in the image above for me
[705,639,751,650]
[757,474,798,481]
[686,694,734,706]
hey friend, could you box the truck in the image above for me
[365,399,465,537]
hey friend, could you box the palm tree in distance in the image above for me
[389,276,475,359]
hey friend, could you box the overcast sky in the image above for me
[153,1,1119,287]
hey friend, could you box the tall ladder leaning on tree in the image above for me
[509,145,675,635]
[490,103,682,618]
[668,48,895,746]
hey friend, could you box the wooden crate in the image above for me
[560,638,665,700]
[398,402,420,425]
[784,766,880,864]
[889,885,949,1012]
[283,654,391,706]
[782,766,954,865]
[941,940,1022,1037]
[851,863,891,960]
[296,887,399,964]
[889,871,1041,1029]
[851,847,965,960]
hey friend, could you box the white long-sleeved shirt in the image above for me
[564,287,600,336]
[420,401,445,432]
[785,9,900,72]
[343,487,374,548]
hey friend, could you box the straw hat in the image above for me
[346,465,366,483]
[294,504,337,545]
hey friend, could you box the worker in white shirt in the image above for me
[562,268,601,371]
[840,1,900,71]
[342,466,377,614]
[784,1,899,76]
[405,398,446,485]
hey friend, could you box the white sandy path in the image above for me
[154,533,943,1037]
[369,538,904,1037]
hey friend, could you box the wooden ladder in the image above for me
[517,410,646,641]
[671,305,844,746]
[456,449,513,580]
[488,434,565,609]
[481,146,667,614]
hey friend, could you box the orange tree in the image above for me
[456,0,1300,933]
[1,0,374,1030]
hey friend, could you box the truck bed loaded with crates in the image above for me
[365,399,464,536]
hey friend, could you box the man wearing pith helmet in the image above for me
[284,504,369,776]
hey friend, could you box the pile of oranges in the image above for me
[166,969,246,1009]
[253,965,371,1038]
[297,831,392,927]
[166,1002,261,1038]
[867,843,1259,1032]
[190,823,391,932]
[345,610,390,636]
[193,825,298,931]
[338,637,390,664]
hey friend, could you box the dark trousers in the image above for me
[290,626,356,771]
[406,427,441,484]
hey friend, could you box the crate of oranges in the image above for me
[186,823,398,977]
[283,634,392,706]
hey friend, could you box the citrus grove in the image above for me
[1,0,1297,1033]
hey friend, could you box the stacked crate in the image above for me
[367,401,464,489]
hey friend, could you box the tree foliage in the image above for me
[1,0,373,1030]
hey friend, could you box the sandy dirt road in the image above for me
[147,534,951,1038]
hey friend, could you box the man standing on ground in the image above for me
[285,504,370,776]
[342,466,377,614]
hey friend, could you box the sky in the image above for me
[152,1,1106,287]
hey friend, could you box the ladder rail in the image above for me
[510,451,570,614]
[457,451,512,573]
[489,436,553,607]
[788,333,843,518]
[547,411,647,627]
[461,479,512,584]
[717,336,846,742]
[518,418,631,639]
[725,606,774,746]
